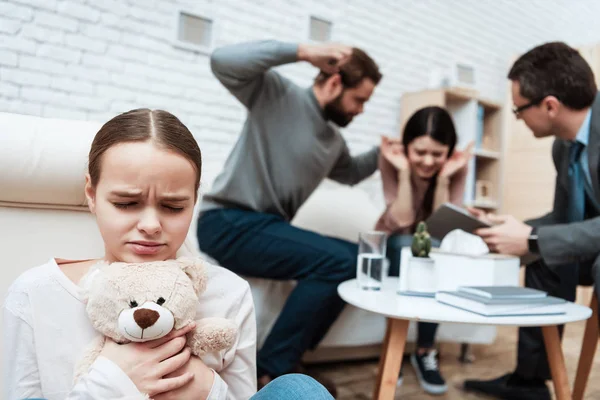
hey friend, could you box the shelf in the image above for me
[445,87,478,103]
[474,149,501,160]
[443,88,503,110]
[478,98,503,110]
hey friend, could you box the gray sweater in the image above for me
[201,40,380,221]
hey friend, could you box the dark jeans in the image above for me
[386,234,440,349]
[515,254,600,380]
[196,208,357,378]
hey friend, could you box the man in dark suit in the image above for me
[464,42,600,399]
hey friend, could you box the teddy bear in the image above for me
[73,256,238,386]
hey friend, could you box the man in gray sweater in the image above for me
[196,40,382,394]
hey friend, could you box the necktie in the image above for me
[568,141,585,223]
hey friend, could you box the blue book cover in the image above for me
[476,104,484,149]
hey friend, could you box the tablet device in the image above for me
[425,202,491,240]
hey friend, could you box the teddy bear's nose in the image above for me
[133,308,160,329]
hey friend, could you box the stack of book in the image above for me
[435,286,566,317]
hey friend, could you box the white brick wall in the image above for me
[3,0,600,164]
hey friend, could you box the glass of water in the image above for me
[357,231,387,290]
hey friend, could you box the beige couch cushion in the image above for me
[0,112,103,208]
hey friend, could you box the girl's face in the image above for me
[85,141,197,263]
[406,135,450,180]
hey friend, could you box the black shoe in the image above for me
[463,372,551,400]
[411,350,448,395]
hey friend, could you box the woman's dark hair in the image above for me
[508,41,596,110]
[88,108,202,198]
[402,106,458,228]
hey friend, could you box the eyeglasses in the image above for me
[512,97,545,116]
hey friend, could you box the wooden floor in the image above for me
[306,320,600,399]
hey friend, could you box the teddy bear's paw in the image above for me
[189,317,238,355]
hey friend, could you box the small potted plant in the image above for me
[406,221,437,295]
[411,221,432,258]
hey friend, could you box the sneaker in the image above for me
[410,350,448,395]
[463,372,550,400]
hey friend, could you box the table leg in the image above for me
[459,342,475,364]
[373,318,409,400]
[573,293,598,400]
[542,325,572,400]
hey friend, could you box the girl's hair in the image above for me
[402,106,458,228]
[88,108,202,197]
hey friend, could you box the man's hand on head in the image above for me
[297,43,352,74]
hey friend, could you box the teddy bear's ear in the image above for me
[177,257,207,296]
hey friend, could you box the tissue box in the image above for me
[398,247,520,293]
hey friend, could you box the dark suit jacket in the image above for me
[527,93,600,267]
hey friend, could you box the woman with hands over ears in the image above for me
[375,106,474,395]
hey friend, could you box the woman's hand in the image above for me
[100,322,197,397]
[439,141,474,178]
[154,356,215,400]
[380,135,409,171]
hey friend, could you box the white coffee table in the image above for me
[338,278,592,400]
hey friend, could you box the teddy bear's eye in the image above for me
[129,300,138,308]
[157,297,166,306]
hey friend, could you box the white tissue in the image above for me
[440,229,489,256]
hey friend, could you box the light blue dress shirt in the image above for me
[575,109,592,187]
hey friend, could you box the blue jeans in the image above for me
[23,375,333,400]
[197,208,356,378]
[387,234,440,349]
[250,374,334,399]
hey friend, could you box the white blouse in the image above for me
[3,258,257,400]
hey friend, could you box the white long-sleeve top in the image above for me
[3,258,257,400]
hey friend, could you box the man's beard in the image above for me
[324,95,354,127]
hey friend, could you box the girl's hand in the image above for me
[100,322,197,397]
[381,135,409,171]
[154,356,215,400]
[440,141,474,178]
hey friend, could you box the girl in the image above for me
[3,109,332,400]
[377,106,473,395]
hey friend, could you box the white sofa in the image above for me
[0,111,499,386]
